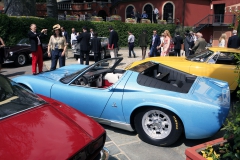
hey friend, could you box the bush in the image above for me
[0,14,176,46]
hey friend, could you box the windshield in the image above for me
[60,58,123,84]
[186,50,214,62]
[18,38,30,45]
[0,75,46,119]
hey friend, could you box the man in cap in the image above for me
[227,30,240,49]
[76,26,91,65]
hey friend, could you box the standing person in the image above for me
[128,31,136,58]
[28,24,47,75]
[47,24,67,71]
[76,26,91,65]
[227,30,240,48]
[191,32,207,54]
[63,11,67,20]
[153,8,159,23]
[173,32,183,56]
[71,28,78,60]
[136,11,141,23]
[150,30,160,57]
[131,8,136,19]
[90,28,94,38]
[138,30,148,59]
[108,26,119,59]
[161,30,171,56]
[141,11,148,19]
[61,27,69,59]
[0,37,5,72]
[92,10,97,16]
[184,32,192,57]
[218,33,227,47]
[90,32,101,62]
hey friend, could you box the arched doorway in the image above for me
[98,10,108,21]
[163,2,173,22]
[126,5,134,19]
[143,4,153,22]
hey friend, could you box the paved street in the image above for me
[1,48,224,160]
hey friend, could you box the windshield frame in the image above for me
[186,49,215,63]
[60,57,123,84]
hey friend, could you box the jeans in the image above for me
[50,49,65,70]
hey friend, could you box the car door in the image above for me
[51,57,124,118]
[206,52,238,91]
[189,62,208,76]
[50,83,117,118]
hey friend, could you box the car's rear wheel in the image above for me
[134,108,183,146]
[15,53,27,66]
[100,49,106,60]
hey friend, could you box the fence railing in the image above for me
[194,14,236,28]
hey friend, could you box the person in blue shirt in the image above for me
[141,11,148,19]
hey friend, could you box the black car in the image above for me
[72,37,111,60]
[4,38,48,66]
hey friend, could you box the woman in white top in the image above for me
[218,33,227,47]
[48,24,67,70]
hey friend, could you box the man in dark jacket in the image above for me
[173,32,183,56]
[138,30,148,59]
[61,26,69,59]
[77,26,91,65]
[227,30,240,49]
[28,24,47,75]
[108,26,119,59]
[90,32,101,62]
[150,30,160,57]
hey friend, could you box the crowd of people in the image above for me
[130,8,159,23]
[0,23,240,74]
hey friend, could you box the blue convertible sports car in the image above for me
[13,58,230,146]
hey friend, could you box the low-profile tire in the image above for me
[15,53,27,66]
[134,108,183,146]
[100,49,106,60]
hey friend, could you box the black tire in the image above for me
[100,49,106,60]
[15,53,28,66]
[134,107,183,146]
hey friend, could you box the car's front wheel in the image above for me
[134,108,183,146]
[15,53,27,66]
[100,49,106,60]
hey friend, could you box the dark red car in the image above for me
[4,38,48,67]
[0,74,109,160]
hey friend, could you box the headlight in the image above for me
[9,52,13,56]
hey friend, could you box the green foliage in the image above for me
[0,15,176,46]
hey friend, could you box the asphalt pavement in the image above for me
[1,48,225,160]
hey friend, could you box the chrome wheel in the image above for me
[100,50,106,60]
[142,110,172,139]
[17,54,26,66]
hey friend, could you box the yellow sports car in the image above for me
[126,47,240,92]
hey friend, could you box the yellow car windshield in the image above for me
[186,50,214,62]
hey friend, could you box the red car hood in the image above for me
[0,104,96,160]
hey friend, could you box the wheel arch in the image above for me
[129,105,185,135]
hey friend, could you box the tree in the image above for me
[4,0,36,16]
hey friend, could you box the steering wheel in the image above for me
[77,76,88,86]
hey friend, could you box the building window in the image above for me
[163,2,174,21]
[126,5,134,19]
[143,4,153,22]
[87,3,91,9]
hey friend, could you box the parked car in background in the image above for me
[126,47,240,92]
[0,74,109,159]
[4,38,48,66]
[13,58,230,146]
[72,37,110,60]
